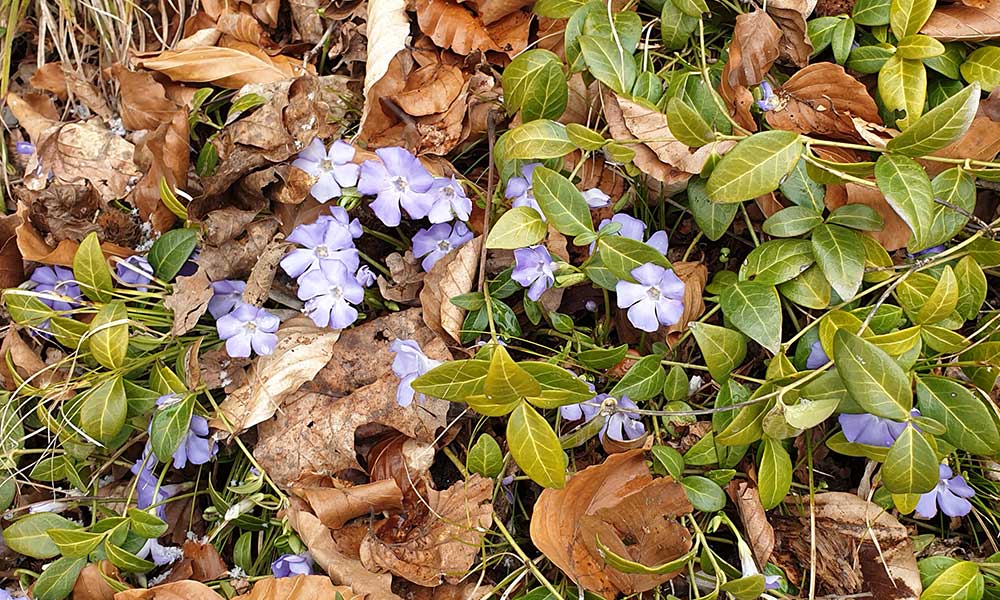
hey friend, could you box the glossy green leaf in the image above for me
[507,402,565,488]
[660,0,698,50]
[666,97,715,147]
[720,280,782,354]
[847,45,895,74]
[672,0,708,16]
[833,329,912,420]
[688,178,738,241]
[88,301,129,370]
[32,556,87,600]
[953,255,986,321]
[722,575,766,600]
[80,376,127,443]
[896,34,944,59]
[681,475,726,512]
[579,34,637,95]
[713,380,751,467]
[412,359,489,401]
[576,344,629,370]
[784,396,840,429]
[759,437,792,509]
[46,528,105,558]
[921,561,984,600]
[961,46,1000,90]
[3,291,54,327]
[826,204,884,231]
[565,123,605,150]
[467,434,504,478]
[148,228,197,281]
[534,0,587,17]
[532,166,595,236]
[778,264,832,309]
[832,17,856,64]
[882,425,939,494]
[875,153,934,248]
[889,0,936,39]
[878,55,926,129]
[886,83,980,156]
[503,120,576,159]
[740,239,815,286]
[915,266,957,324]
[73,232,113,302]
[486,207,547,249]
[916,376,1000,454]
[706,130,804,203]
[853,0,890,25]
[690,322,747,381]
[663,365,689,401]
[596,235,671,281]
[780,158,826,212]
[583,7,642,50]
[127,508,169,539]
[610,354,666,401]
[762,206,823,237]
[150,394,195,463]
[808,16,842,54]
[521,361,593,407]
[105,540,156,573]
[651,446,685,479]
[2,513,80,559]
[926,167,975,250]
[502,49,568,122]
[812,223,865,301]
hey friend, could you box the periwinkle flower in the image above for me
[167,407,217,469]
[271,553,312,578]
[292,138,361,203]
[318,205,363,241]
[615,263,685,332]
[358,146,434,226]
[505,163,543,218]
[512,245,558,301]
[582,188,611,208]
[756,81,781,112]
[737,539,781,590]
[596,214,669,254]
[910,245,946,259]
[915,464,975,519]
[427,176,473,223]
[137,537,183,567]
[15,141,35,155]
[131,460,180,521]
[560,394,604,423]
[281,219,360,279]
[30,266,81,311]
[297,261,364,329]
[116,256,154,291]
[390,339,442,407]
[412,221,474,271]
[806,341,830,370]
[216,302,280,358]
[208,280,247,319]
[356,265,376,288]
[838,409,919,447]
[603,396,646,442]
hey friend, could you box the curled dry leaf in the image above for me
[726,479,775,568]
[766,0,814,67]
[73,561,118,600]
[924,106,1000,177]
[416,0,501,54]
[135,41,308,89]
[14,203,133,267]
[163,540,229,583]
[538,229,570,313]
[663,261,707,346]
[30,63,112,120]
[771,492,921,598]
[112,66,181,131]
[359,475,494,587]
[367,434,437,496]
[114,580,225,600]
[765,63,881,142]
[287,504,402,600]
[294,479,404,529]
[392,64,467,118]
[420,235,482,343]
[922,0,1000,41]
[233,575,360,600]
[215,316,341,433]
[378,251,425,304]
[255,309,451,486]
[163,269,214,336]
[530,450,693,599]
[720,10,782,132]
[197,218,279,281]
[0,329,47,391]
[0,212,24,289]
[242,237,291,306]
[130,109,188,232]
[825,183,912,250]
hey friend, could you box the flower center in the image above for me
[315,245,330,258]
[320,159,334,171]
[391,176,409,192]
[646,286,661,299]
[440,186,455,199]
[243,321,257,334]
[331,286,344,300]
[437,239,452,252]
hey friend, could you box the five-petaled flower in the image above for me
[116,256,154,291]
[30,266,81,311]
[615,263,685,332]
[271,553,312,578]
[153,394,217,469]
[561,393,646,442]
[292,138,361,203]
[505,163,543,218]
[915,463,975,519]
[216,302,280,358]
[412,221,474,271]
[427,176,473,223]
[297,261,365,329]
[838,409,919,447]
[358,146,434,226]
[208,280,247,319]
[390,339,442,407]
[595,214,668,254]
[131,459,181,521]
[281,219,360,279]
[512,245,558,301]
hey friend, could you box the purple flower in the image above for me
[838,410,919,447]
[412,222,474,271]
[512,245,557,301]
[170,409,217,469]
[757,81,781,112]
[271,553,312,578]
[358,147,434,226]
[317,206,363,241]
[116,256,154,291]
[137,537,183,567]
[582,188,610,208]
[216,302,280,358]
[615,263,685,332]
[356,265,376,287]
[738,539,781,590]
[806,341,830,370]
[208,280,247,319]
[281,220,360,279]
[390,339,442,407]
[915,464,975,519]
[30,266,81,311]
[131,460,180,521]
[596,214,668,254]
[910,245,946,259]
[560,395,602,422]
[297,261,364,329]
[506,163,543,219]
[604,396,645,442]
[292,139,361,203]
[15,141,35,155]
[427,177,473,223]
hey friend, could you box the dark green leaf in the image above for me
[532,166,595,236]
[916,376,1000,454]
[610,354,666,401]
[875,153,934,249]
[720,281,782,354]
[688,178,738,241]
[762,206,823,237]
[833,329,912,420]
[32,556,87,600]
[148,228,197,281]
[882,425,939,494]
[811,223,865,301]
[150,394,195,463]
[681,476,726,511]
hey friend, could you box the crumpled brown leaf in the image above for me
[766,0,814,67]
[114,580,224,600]
[378,251,425,304]
[922,0,1000,40]
[772,492,921,598]
[136,41,308,89]
[415,0,503,55]
[162,540,229,583]
[825,183,912,250]
[530,450,693,599]
[392,64,466,117]
[197,218,279,281]
[73,561,118,600]
[215,317,341,433]
[0,329,47,391]
[765,63,882,142]
[923,106,1000,177]
[0,212,24,289]
[294,479,404,529]
[664,261,708,345]
[164,269,214,336]
[362,0,411,134]
[130,108,188,232]
[727,479,775,568]
[112,66,182,131]
[233,575,360,600]
[14,202,133,267]
[29,63,112,120]
[720,10,782,132]
[360,475,494,587]
[420,235,482,343]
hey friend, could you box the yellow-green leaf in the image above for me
[706,131,804,203]
[507,402,565,488]
[87,301,129,370]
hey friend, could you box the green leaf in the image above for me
[915,265,957,324]
[875,153,934,248]
[507,403,565,488]
[847,45,896,74]
[521,361,593,407]
[577,344,629,370]
[583,7,642,51]
[667,97,715,147]
[663,365,689,401]
[150,394,195,463]
[759,437,792,509]
[833,329,912,420]
[486,207,547,249]
[565,123,605,150]
[921,561,983,600]
[597,539,695,575]
[46,528,105,558]
[889,0,936,38]
[32,556,87,600]
[826,204,884,231]
[88,301,129,370]
[680,476,726,512]
[713,380,751,467]
[878,55,926,129]
[854,0,891,25]
[812,223,865,301]
[502,49,568,122]
[610,354,666,401]
[762,206,823,237]
[579,34,637,95]
[808,16,842,54]
[29,456,69,482]
[80,376,127,443]
[784,396,840,429]
[953,255,986,321]
[148,228,197,281]
[483,344,540,413]
[722,576,767,600]
[411,359,489,401]
[926,167,975,250]
[532,166,595,236]
[886,83,980,156]
[779,264,832,310]
[706,131,804,203]
[467,434,504,478]
[916,376,1000,454]
[534,0,586,17]
[127,508,169,539]
[4,290,55,327]
[687,178,738,241]
[105,540,156,573]
[503,120,576,159]
[882,425,939,494]
[2,513,80,559]
[896,34,944,59]
[832,18,856,64]
[961,46,1000,90]
[73,232,113,302]
[651,446,685,479]
[780,159,825,212]
[596,235,671,281]
[690,322,747,381]
[720,281,782,354]
[740,239,815,286]
[672,0,708,17]
[660,0,698,50]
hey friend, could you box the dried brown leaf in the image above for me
[0,329,47,391]
[163,269,214,336]
[163,541,228,583]
[392,64,466,117]
[922,0,1000,40]
[197,218,279,281]
[15,203,133,267]
[136,42,308,88]
[825,183,912,250]
[114,581,225,600]
[294,480,404,529]
[766,0,814,67]
[216,11,280,52]
[0,212,25,289]
[233,575,360,600]
[112,66,181,131]
[461,0,533,24]
[765,63,881,142]
[30,63,112,120]
[663,261,707,346]
[130,109,188,232]
[73,561,119,600]
[420,235,482,343]
[378,251,425,304]
[726,480,775,567]
[362,0,411,133]
[719,10,782,132]
[416,0,502,54]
